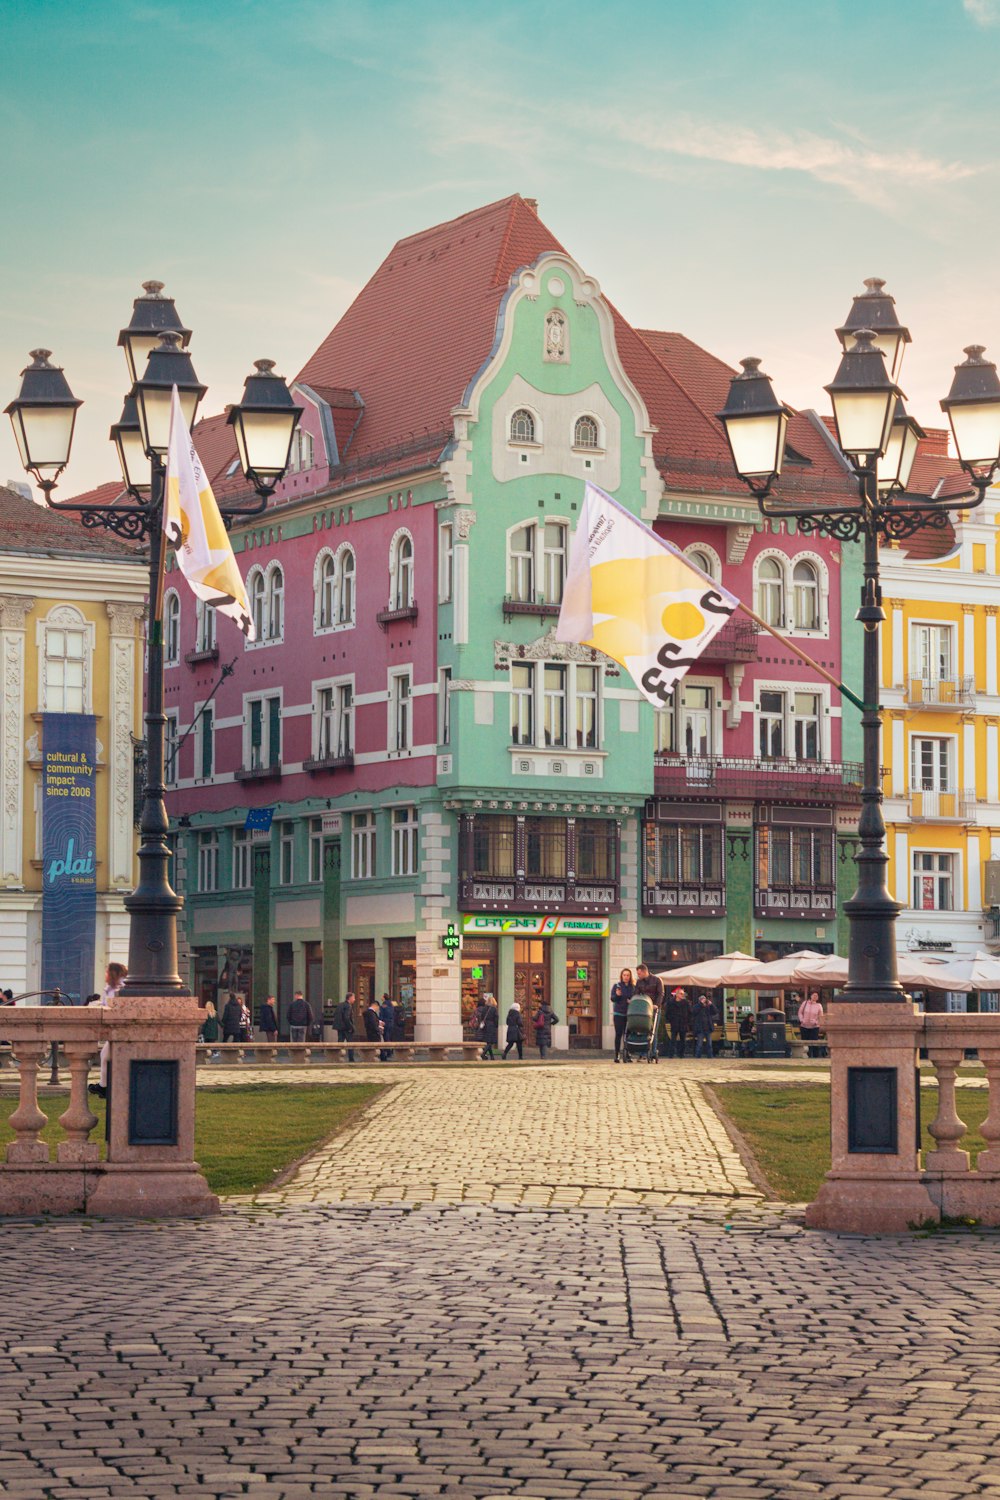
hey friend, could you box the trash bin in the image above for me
[755,1007,789,1058]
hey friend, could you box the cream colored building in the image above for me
[0,486,146,996]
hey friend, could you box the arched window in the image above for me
[688,548,715,581]
[164,591,180,666]
[510,408,535,444]
[391,533,414,609]
[249,569,266,641]
[573,415,599,449]
[195,597,216,653]
[792,558,820,631]
[267,566,284,641]
[318,552,336,629]
[336,546,356,625]
[757,557,785,628]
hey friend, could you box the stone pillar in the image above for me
[986,606,998,698]
[724,820,753,954]
[322,836,342,1007]
[0,595,33,890]
[805,1001,936,1233]
[252,843,271,1012]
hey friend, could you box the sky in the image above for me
[2,0,1000,497]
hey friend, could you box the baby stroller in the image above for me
[623,994,660,1063]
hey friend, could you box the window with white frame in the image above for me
[351,811,376,879]
[438,524,454,603]
[232,829,252,890]
[758,690,786,759]
[792,559,820,630]
[197,830,219,892]
[911,735,953,791]
[278,822,295,886]
[687,548,716,581]
[510,660,603,752]
[335,546,355,626]
[793,692,821,761]
[43,621,88,713]
[164,591,180,666]
[913,850,954,911]
[392,806,418,876]
[389,671,411,752]
[199,704,214,779]
[911,623,954,684]
[756,557,785,628]
[195,597,216,653]
[267,567,284,641]
[573,414,600,449]
[165,711,179,787]
[317,552,336,629]
[288,429,314,473]
[508,520,569,604]
[510,408,535,444]
[309,817,324,883]
[438,666,452,745]
[315,681,353,760]
[654,683,716,757]
[249,570,266,640]
[390,533,414,610]
[248,694,281,771]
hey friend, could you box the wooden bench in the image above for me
[196,1040,484,1065]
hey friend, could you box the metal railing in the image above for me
[905,676,975,708]
[653,755,864,802]
[908,788,978,821]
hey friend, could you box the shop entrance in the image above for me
[276,942,294,1036]
[566,939,602,1048]
[305,941,323,1019]
[348,938,376,1033]
[390,937,416,1040]
[514,939,549,1030]
[462,937,498,1037]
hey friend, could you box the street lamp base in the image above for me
[120,889,190,997]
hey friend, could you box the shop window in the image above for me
[462,937,498,1035]
[390,937,416,1040]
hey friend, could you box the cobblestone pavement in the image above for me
[3,1203,1000,1498]
[4,1058,1000,1498]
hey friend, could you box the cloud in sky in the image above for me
[964,0,1000,25]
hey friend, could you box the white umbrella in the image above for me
[656,950,758,988]
[742,950,829,989]
[969,951,1000,991]
[794,952,971,992]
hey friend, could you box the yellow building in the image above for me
[881,449,1000,994]
[0,485,146,997]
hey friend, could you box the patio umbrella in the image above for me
[794,952,971,992]
[655,950,759,988]
[741,950,829,989]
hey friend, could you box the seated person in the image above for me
[737,1011,756,1057]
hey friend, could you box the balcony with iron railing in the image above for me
[908,788,978,822]
[697,617,760,663]
[653,754,864,803]
[905,676,975,709]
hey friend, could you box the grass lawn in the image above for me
[0,1083,382,1197]
[713,1083,990,1203]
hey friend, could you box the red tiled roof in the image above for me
[296,195,565,467]
[0,485,141,559]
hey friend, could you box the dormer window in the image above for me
[510,409,535,444]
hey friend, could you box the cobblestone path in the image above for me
[3,1058,999,1497]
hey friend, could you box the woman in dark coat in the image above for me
[533,1001,560,1060]
[482,995,499,1060]
[610,968,634,1063]
[502,1002,525,1060]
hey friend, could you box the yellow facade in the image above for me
[881,491,1000,973]
[0,514,146,997]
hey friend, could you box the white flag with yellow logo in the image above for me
[556,483,739,706]
[163,387,254,639]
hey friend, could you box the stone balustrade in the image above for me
[0,1002,218,1218]
[921,1014,1000,1222]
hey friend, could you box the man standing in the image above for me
[379,992,394,1061]
[664,986,691,1058]
[335,991,356,1063]
[634,962,664,1060]
[288,990,313,1044]
[364,997,384,1056]
[691,993,716,1059]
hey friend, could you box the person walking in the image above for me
[259,995,278,1045]
[288,990,313,1045]
[533,999,559,1060]
[481,994,499,1060]
[238,994,252,1042]
[221,992,244,1044]
[691,993,716,1058]
[664,987,692,1059]
[335,991,356,1063]
[363,997,383,1056]
[798,989,825,1058]
[610,968,634,1063]
[379,992,394,1061]
[199,1000,221,1062]
[502,1001,525,1060]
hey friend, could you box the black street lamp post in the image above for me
[6,282,301,998]
[718,282,1000,1010]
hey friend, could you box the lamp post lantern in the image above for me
[6,286,302,997]
[719,281,1000,1228]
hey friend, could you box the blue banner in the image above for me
[41,714,98,1003]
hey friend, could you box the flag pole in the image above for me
[734,600,869,714]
